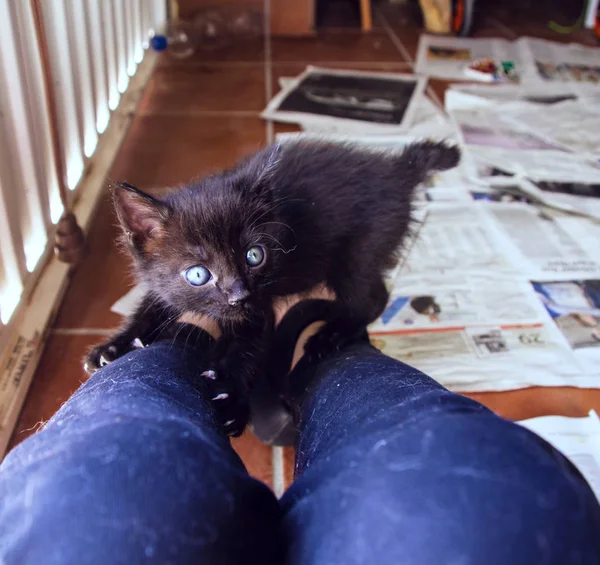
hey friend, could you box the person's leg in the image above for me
[281,342,600,565]
[0,338,282,565]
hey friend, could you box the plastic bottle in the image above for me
[151,6,262,58]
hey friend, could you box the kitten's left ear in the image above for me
[112,182,170,247]
[248,143,282,194]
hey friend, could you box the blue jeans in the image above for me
[1,341,599,564]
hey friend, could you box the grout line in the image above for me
[272,446,285,497]
[263,0,282,493]
[376,9,414,66]
[137,110,261,118]
[53,328,117,336]
[263,0,274,144]
[273,61,412,67]
[158,60,413,68]
[266,118,274,144]
[427,86,444,109]
[488,17,518,39]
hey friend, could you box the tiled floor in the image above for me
[8,1,600,494]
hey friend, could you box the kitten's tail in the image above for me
[397,140,461,182]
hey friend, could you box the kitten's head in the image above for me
[113,147,285,323]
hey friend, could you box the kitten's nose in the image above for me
[224,281,250,306]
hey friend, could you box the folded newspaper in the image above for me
[415,35,600,93]
[519,411,600,501]
[415,35,524,82]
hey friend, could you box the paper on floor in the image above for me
[110,283,146,317]
[415,34,524,82]
[415,34,600,93]
[520,38,600,93]
[369,201,600,391]
[518,411,600,501]
[262,66,427,133]
[500,98,600,159]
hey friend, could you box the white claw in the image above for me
[224,419,235,427]
[212,393,228,401]
[201,370,217,380]
[99,355,109,367]
[132,338,145,349]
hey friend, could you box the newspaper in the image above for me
[488,178,600,221]
[278,75,446,134]
[484,204,600,280]
[262,66,426,133]
[500,99,600,158]
[298,97,449,136]
[518,411,600,501]
[396,203,515,276]
[415,34,523,82]
[448,82,578,104]
[531,279,600,374]
[415,35,600,89]
[447,102,600,184]
[468,145,600,184]
[110,283,146,316]
[520,37,600,91]
[368,201,600,391]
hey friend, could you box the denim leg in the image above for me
[281,343,600,565]
[0,342,282,565]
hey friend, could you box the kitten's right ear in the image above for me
[112,182,169,247]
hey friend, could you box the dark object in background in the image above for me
[316,0,361,28]
[534,180,600,198]
[452,0,476,36]
[277,71,419,125]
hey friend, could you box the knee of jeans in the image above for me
[287,415,600,565]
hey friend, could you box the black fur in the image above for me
[85,140,460,435]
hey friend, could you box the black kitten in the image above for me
[85,140,460,435]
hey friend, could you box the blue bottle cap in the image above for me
[151,35,168,51]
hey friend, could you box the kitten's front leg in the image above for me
[85,292,178,374]
[305,276,388,362]
[202,312,272,436]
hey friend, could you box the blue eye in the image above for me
[246,246,265,267]
[184,265,211,286]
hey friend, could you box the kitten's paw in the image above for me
[200,368,250,437]
[84,339,140,374]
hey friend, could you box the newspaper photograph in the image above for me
[518,411,600,501]
[415,35,523,82]
[532,280,600,351]
[262,66,426,132]
[521,37,600,88]
[278,75,449,136]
